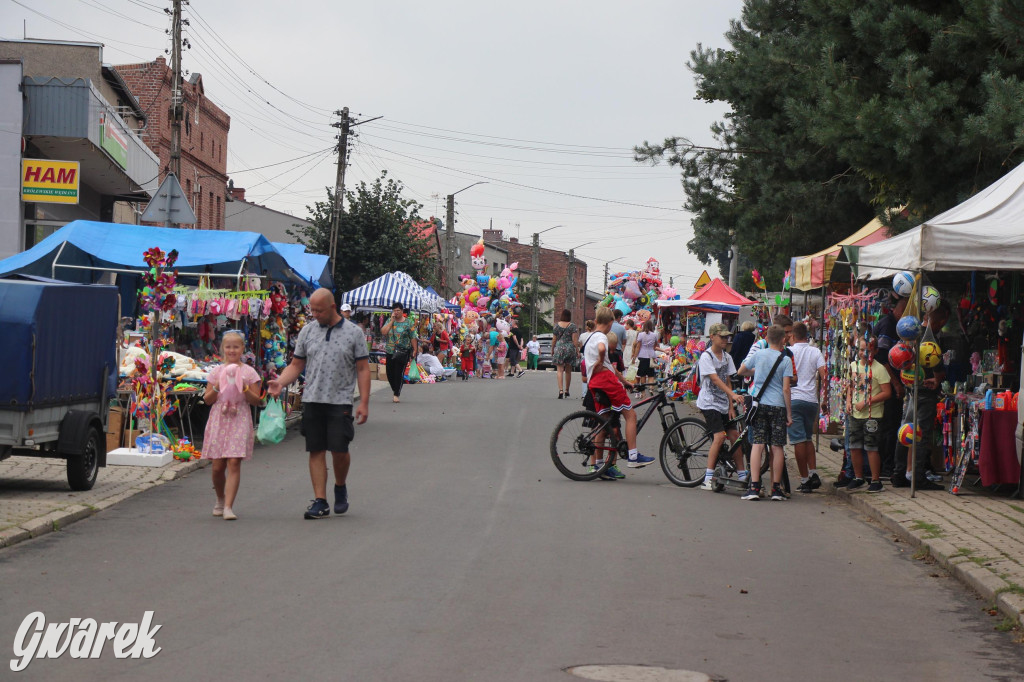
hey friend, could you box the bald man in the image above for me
[269,288,370,519]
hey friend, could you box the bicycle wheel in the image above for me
[658,417,713,487]
[550,410,616,481]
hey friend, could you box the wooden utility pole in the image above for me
[169,0,183,181]
[531,232,540,334]
[329,107,350,274]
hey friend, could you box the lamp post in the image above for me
[603,256,627,295]
[530,224,563,334]
[565,242,593,320]
[444,182,488,296]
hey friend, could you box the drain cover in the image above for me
[566,665,713,682]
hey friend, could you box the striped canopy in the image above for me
[340,271,442,313]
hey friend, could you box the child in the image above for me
[495,334,508,379]
[846,336,891,493]
[605,332,625,373]
[459,335,475,381]
[737,325,793,501]
[696,323,745,490]
[526,335,540,371]
[202,330,263,520]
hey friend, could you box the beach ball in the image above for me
[896,315,922,342]
[898,423,922,446]
[900,366,923,387]
[919,341,942,368]
[669,335,680,347]
[893,271,915,298]
[921,285,941,314]
[888,342,915,371]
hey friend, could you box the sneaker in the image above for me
[605,465,626,480]
[303,498,330,519]
[846,477,866,491]
[222,508,238,520]
[701,478,714,490]
[627,453,656,468]
[212,501,225,517]
[891,473,910,488]
[770,485,787,501]
[867,480,884,493]
[808,473,822,490]
[925,470,943,483]
[741,485,761,501]
[796,481,813,494]
[334,484,349,515]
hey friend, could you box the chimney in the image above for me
[228,186,246,202]
[482,229,504,243]
[509,237,518,244]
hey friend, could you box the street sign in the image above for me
[141,173,197,225]
[694,270,712,290]
[21,159,79,204]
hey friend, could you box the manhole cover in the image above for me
[566,665,714,682]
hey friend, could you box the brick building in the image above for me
[482,228,587,328]
[114,57,229,230]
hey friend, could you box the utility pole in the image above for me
[728,229,738,290]
[169,0,182,181]
[329,107,350,276]
[603,261,609,293]
[531,232,540,334]
[444,193,455,296]
[566,249,576,320]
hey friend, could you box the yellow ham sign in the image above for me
[21,159,80,204]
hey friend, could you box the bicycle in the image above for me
[658,394,770,489]
[549,372,686,481]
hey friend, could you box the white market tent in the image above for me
[859,160,1024,280]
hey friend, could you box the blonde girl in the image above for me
[202,331,262,520]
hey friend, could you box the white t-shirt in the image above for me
[583,331,613,381]
[416,352,445,376]
[789,342,825,403]
[526,340,539,355]
[695,348,736,413]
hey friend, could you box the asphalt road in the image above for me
[1,372,1022,681]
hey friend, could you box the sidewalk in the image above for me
[0,379,393,551]
[810,436,1024,630]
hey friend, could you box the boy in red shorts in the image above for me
[585,307,655,473]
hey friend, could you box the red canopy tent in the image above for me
[656,278,757,313]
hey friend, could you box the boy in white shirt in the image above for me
[696,323,746,489]
[789,322,827,492]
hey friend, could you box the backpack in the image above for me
[683,350,711,398]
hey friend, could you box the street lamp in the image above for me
[444,182,489,296]
[565,242,594,318]
[530,225,565,334]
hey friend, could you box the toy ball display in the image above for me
[669,335,681,347]
[888,342,915,371]
[921,285,941,313]
[896,315,922,342]
[892,271,915,298]
[919,340,942,368]
[900,367,923,387]
[898,423,922,446]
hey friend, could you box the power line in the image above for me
[369,118,633,152]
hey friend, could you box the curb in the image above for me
[0,457,209,552]
[824,475,1024,628]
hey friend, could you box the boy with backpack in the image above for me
[737,325,793,501]
[696,323,746,489]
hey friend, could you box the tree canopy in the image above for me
[288,171,438,292]
[637,0,1024,284]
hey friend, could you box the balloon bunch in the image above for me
[139,247,179,312]
[599,258,667,317]
[452,238,523,317]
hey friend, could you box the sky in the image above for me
[1,0,746,293]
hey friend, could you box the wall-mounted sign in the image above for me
[99,114,128,169]
[21,159,80,204]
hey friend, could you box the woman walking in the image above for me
[552,308,579,399]
[622,318,638,370]
[632,318,658,390]
[382,302,417,403]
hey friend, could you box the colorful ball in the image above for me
[888,342,915,371]
[921,285,941,314]
[669,335,680,347]
[919,340,942,368]
[900,366,923,387]
[893,271,915,298]
[898,423,922,446]
[896,315,922,342]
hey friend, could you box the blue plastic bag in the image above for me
[256,398,286,444]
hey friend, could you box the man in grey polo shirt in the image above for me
[269,288,370,519]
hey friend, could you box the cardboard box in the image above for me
[375,363,388,381]
[123,429,141,449]
[106,432,120,454]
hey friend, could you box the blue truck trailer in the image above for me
[0,279,119,490]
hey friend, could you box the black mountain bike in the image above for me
[550,372,685,481]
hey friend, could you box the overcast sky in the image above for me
[2,0,746,292]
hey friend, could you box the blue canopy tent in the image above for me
[269,242,333,289]
[340,271,442,313]
[0,220,307,286]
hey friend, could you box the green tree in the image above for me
[288,171,437,292]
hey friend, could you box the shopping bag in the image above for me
[623,362,638,383]
[256,398,287,444]
[407,361,421,383]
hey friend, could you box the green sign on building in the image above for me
[99,114,128,169]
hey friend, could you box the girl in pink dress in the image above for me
[202,331,262,520]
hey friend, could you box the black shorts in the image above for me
[637,357,655,377]
[508,348,521,364]
[752,405,788,448]
[300,402,354,453]
[700,408,730,435]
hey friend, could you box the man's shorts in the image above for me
[508,348,521,364]
[752,405,787,447]
[846,416,881,451]
[637,357,655,378]
[700,408,731,435]
[587,370,632,413]
[787,400,819,444]
[300,402,354,453]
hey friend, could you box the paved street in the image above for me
[1,373,1022,681]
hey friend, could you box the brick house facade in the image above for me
[482,229,587,328]
[114,57,229,230]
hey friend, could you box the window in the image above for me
[209,191,214,229]
[200,131,204,151]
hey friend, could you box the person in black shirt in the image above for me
[872,293,908,478]
[729,321,757,370]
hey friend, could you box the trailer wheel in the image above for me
[67,427,101,491]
